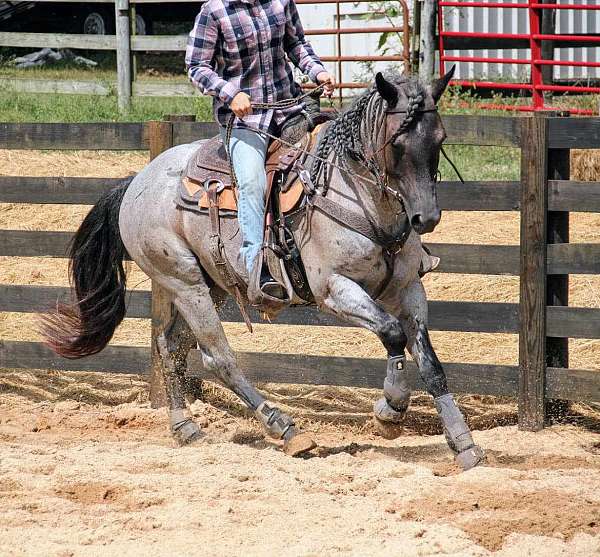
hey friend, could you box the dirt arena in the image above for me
[1,148,599,555]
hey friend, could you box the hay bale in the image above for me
[571,150,600,181]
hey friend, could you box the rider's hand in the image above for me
[230,92,252,118]
[316,71,335,97]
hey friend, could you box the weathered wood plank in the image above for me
[518,115,548,431]
[0,123,148,150]
[0,77,111,96]
[0,285,151,318]
[0,232,521,275]
[172,122,220,145]
[0,177,125,204]
[0,340,519,396]
[443,115,522,147]
[425,243,519,275]
[148,120,176,408]
[218,298,520,333]
[131,35,188,52]
[115,0,132,112]
[0,285,519,334]
[548,117,600,149]
[0,230,72,257]
[547,306,600,340]
[546,367,600,403]
[133,81,198,97]
[6,340,599,402]
[545,128,570,417]
[437,181,520,211]
[0,32,116,50]
[547,243,600,275]
[0,340,149,374]
[549,181,600,213]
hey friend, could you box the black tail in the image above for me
[41,179,132,359]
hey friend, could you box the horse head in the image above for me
[374,67,455,235]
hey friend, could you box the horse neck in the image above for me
[330,96,403,233]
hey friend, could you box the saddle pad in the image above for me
[179,176,305,215]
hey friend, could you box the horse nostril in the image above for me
[411,214,423,229]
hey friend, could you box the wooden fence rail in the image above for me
[0,114,599,429]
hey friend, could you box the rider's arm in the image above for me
[185,8,240,105]
[283,0,326,83]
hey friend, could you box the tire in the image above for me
[80,9,114,35]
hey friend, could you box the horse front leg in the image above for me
[380,279,485,470]
[321,273,412,422]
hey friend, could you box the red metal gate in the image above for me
[438,0,600,115]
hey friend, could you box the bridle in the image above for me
[364,102,440,197]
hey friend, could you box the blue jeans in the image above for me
[220,127,269,274]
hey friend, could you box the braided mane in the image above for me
[310,72,427,190]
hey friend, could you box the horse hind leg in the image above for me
[156,311,203,445]
[172,282,316,456]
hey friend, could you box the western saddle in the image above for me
[177,126,323,326]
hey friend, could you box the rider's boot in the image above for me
[248,252,291,315]
[419,246,440,277]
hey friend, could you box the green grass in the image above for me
[0,90,213,123]
[439,145,520,182]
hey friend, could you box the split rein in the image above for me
[224,86,464,201]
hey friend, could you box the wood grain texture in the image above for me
[443,115,521,146]
[0,31,116,50]
[518,115,548,431]
[546,367,600,403]
[115,0,132,112]
[3,341,598,402]
[0,285,151,318]
[0,77,111,96]
[0,341,520,397]
[547,243,600,275]
[548,117,600,149]
[437,181,520,211]
[549,180,600,213]
[0,285,520,334]
[0,176,125,204]
[147,120,176,407]
[0,123,147,150]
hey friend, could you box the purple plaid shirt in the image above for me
[185,0,326,131]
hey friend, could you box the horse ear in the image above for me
[431,65,456,103]
[375,72,398,106]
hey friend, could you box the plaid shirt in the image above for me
[185,0,326,131]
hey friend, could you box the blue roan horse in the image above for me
[43,70,484,470]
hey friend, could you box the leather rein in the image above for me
[224,93,439,258]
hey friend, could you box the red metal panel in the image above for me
[437,0,600,114]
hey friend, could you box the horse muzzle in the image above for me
[410,209,441,234]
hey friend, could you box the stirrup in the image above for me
[419,246,440,277]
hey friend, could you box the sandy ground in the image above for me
[1,371,600,557]
[1,149,600,556]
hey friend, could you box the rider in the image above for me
[185,0,335,299]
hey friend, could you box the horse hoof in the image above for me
[173,420,204,447]
[373,416,404,440]
[455,445,485,471]
[283,432,317,457]
[373,398,406,439]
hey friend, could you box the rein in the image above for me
[222,86,454,257]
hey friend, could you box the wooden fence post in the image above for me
[115,0,132,112]
[546,112,570,419]
[519,113,549,430]
[148,119,174,408]
[418,0,437,84]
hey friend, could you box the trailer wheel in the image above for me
[81,10,114,35]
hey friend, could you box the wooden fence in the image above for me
[0,114,599,431]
